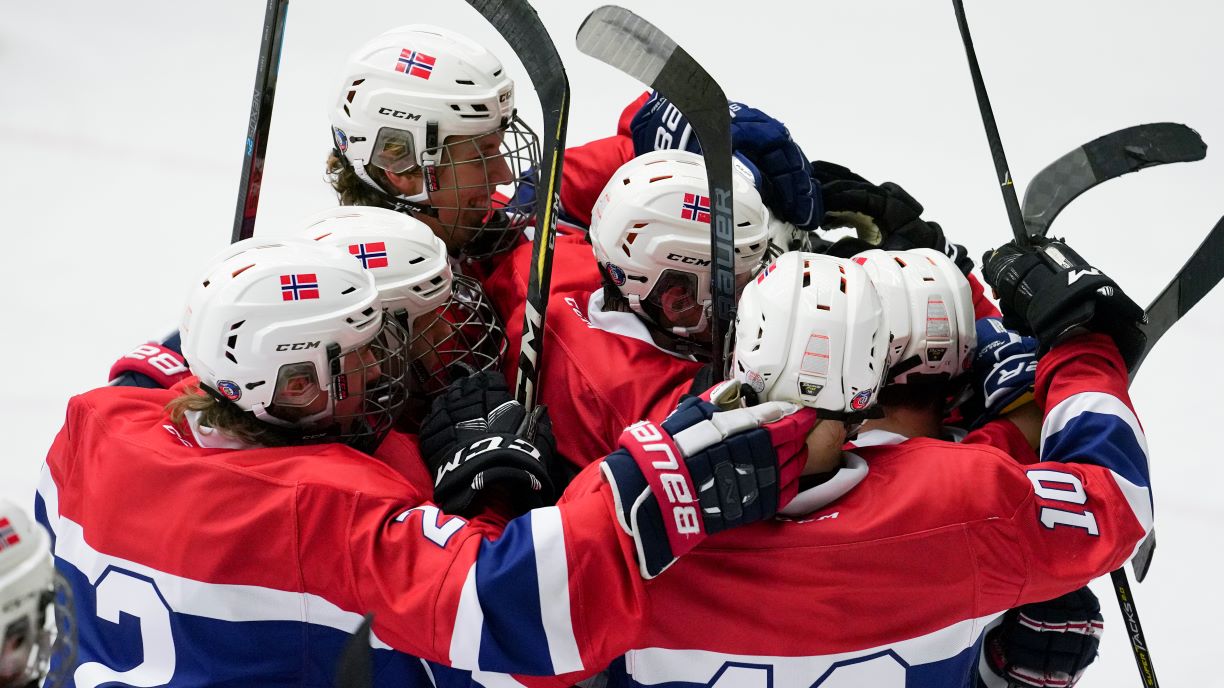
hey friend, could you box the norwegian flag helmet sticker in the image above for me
[0,516,20,550]
[680,192,711,224]
[280,273,320,301]
[349,242,389,270]
[395,49,436,79]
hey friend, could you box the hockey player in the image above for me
[38,239,816,684]
[0,500,52,688]
[485,150,772,468]
[500,239,1151,688]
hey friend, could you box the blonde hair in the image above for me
[165,385,299,447]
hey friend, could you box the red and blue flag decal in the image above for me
[396,49,436,79]
[680,192,711,223]
[280,274,320,301]
[349,242,389,269]
[0,517,19,550]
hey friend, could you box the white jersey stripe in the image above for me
[450,564,484,668]
[531,506,584,674]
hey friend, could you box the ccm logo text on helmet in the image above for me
[276,341,321,351]
[378,107,421,121]
[666,253,710,267]
[625,420,701,535]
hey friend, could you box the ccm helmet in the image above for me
[590,150,769,338]
[733,252,890,423]
[330,25,539,259]
[179,239,410,451]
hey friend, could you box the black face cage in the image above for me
[424,113,541,261]
[408,274,507,402]
[330,317,413,454]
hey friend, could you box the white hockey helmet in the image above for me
[179,239,411,451]
[590,150,769,338]
[732,252,890,422]
[330,25,539,259]
[852,248,975,385]
[300,206,506,403]
[0,501,52,687]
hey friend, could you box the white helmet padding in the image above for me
[0,500,52,686]
[732,252,890,420]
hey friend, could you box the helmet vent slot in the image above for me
[493,68,503,77]
[202,279,211,288]
[232,264,255,278]
[627,231,640,242]
[893,257,908,268]
[472,103,489,112]
[227,335,238,350]
[225,352,238,364]
[839,278,847,293]
[341,286,357,295]
[455,79,476,85]
[648,175,672,183]
[408,255,426,265]
[737,220,751,227]
[230,320,245,330]
[450,104,462,111]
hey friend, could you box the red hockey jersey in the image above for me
[35,382,680,685]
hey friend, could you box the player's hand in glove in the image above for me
[630,92,822,230]
[419,371,556,517]
[980,586,1104,688]
[960,318,1039,429]
[811,161,973,275]
[109,331,191,389]
[600,396,816,578]
[981,237,1146,369]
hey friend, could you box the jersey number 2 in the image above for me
[74,568,176,688]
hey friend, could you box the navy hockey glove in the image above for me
[108,331,190,389]
[419,372,556,517]
[960,318,1039,429]
[600,396,816,578]
[811,161,973,275]
[630,92,822,230]
[982,586,1104,688]
[982,238,1146,369]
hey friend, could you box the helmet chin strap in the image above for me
[334,147,439,219]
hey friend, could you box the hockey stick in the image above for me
[950,0,1029,247]
[231,0,290,243]
[950,2,1158,685]
[1124,212,1224,582]
[464,0,570,411]
[1023,123,1206,237]
[576,5,737,371]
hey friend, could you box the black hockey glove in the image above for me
[418,371,556,517]
[981,586,1104,688]
[981,237,1146,369]
[601,396,816,578]
[811,161,973,275]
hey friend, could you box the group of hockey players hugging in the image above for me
[0,23,1154,688]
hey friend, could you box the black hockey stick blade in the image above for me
[231,0,290,243]
[334,613,374,688]
[950,0,1030,247]
[1133,211,1224,378]
[1023,123,1207,237]
[1111,569,1160,687]
[577,5,737,369]
[1125,212,1224,581]
[465,0,571,410]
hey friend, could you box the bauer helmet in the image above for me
[301,206,506,403]
[329,25,539,259]
[852,248,975,385]
[590,150,769,339]
[0,501,52,688]
[179,239,411,452]
[732,252,890,423]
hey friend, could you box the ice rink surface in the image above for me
[2,1,1221,685]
